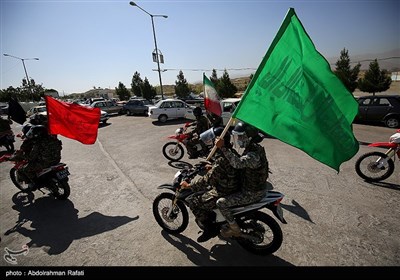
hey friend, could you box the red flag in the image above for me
[203,74,222,116]
[45,96,100,144]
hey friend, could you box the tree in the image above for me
[334,48,360,93]
[174,70,190,99]
[115,82,130,101]
[210,69,219,87]
[131,71,143,98]
[217,69,237,98]
[20,78,44,101]
[141,77,156,101]
[0,86,20,102]
[358,59,392,96]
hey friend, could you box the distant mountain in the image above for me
[326,48,400,71]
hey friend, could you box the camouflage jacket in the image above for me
[26,135,62,165]
[190,115,210,136]
[190,149,240,196]
[221,142,269,191]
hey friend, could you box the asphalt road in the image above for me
[0,115,399,268]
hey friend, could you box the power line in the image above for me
[160,67,257,72]
[331,56,400,65]
[163,57,399,71]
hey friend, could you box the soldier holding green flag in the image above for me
[214,121,270,238]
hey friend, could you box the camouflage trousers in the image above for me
[187,188,219,227]
[216,189,267,223]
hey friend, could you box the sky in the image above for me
[1,0,399,95]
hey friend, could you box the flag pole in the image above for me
[206,117,234,161]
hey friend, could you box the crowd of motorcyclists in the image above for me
[2,102,270,245]
[2,112,62,191]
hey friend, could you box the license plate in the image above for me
[56,169,70,180]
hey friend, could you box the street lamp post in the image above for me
[3,53,39,101]
[129,1,167,100]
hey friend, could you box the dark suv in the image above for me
[355,95,400,128]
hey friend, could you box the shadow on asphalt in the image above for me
[160,230,294,266]
[167,160,193,170]
[281,199,314,224]
[98,122,111,128]
[368,181,400,191]
[152,119,190,126]
[5,195,139,255]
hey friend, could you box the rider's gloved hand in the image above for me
[215,137,224,148]
[180,181,191,189]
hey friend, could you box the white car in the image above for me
[185,98,241,126]
[148,99,192,123]
[26,105,47,117]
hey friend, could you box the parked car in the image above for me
[116,100,128,107]
[26,105,47,117]
[0,103,8,115]
[123,99,152,116]
[178,96,204,108]
[354,95,400,128]
[100,110,109,124]
[90,100,123,115]
[184,98,241,126]
[148,99,192,123]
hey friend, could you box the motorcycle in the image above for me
[355,129,400,182]
[162,122,211,161]
[0,153,71,200]
[0,131,15,152]
[152,162,287,255]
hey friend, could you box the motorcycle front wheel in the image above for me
[355,151,394,182]
[236,211,283,255]
[162,142,184,161]
[152,192,189,234]
[10,168,30,192]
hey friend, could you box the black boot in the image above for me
[196,213,218,243]
[197,225,218,243]
[188,151,199,159]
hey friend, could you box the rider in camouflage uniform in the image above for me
[180,127,240,242]
[21,125,62,189]
[206,112,223,127]
[186,107,210,159]
[0,115,13,137]
[215,121,269,238]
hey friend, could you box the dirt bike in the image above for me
[355,129,400,182]
[152,162,287,255]
[0,131,15,152]
[0,153,71,200]
[162,122,211,161]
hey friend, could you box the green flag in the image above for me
[232,8,359,171]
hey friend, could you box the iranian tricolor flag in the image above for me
[203,74,222,116]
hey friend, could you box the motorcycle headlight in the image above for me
[174,170,181,178]
[173,171,182,185]
[175,128,183,135]
[389,132,400,143]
